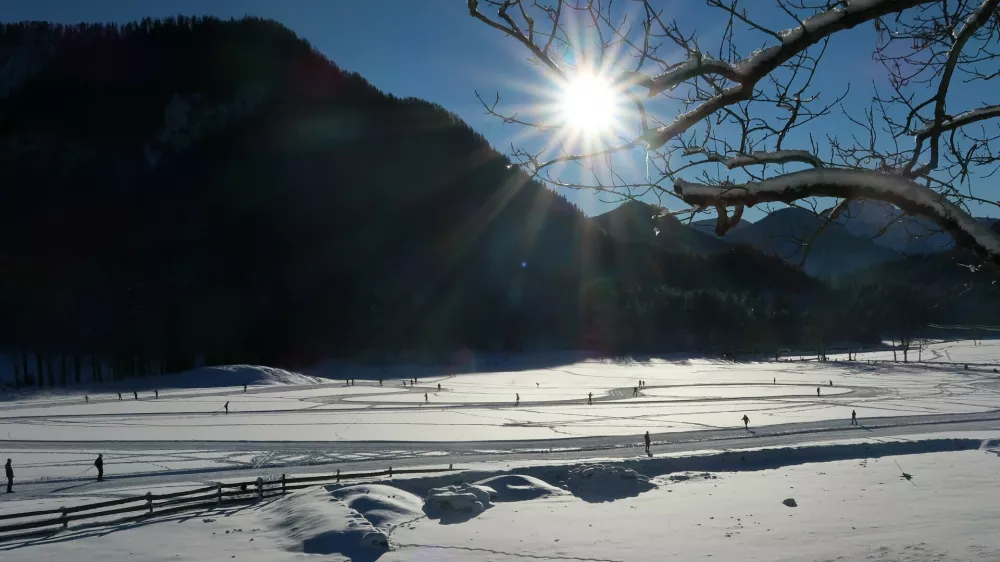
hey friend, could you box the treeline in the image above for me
[0,16,991,387]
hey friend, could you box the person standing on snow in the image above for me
[133,390,137,400]
[95,454,104,482]
[515,393,520,406]
[633,387,638,397]
[587,392,593,405]
[424,393,428,403]
[644,431,651,455]
[155,390,158,399]
[117,392,122,401]
[224,401,229,414]
[85,395,89,403]
[851,410,857,425]
[816,387,821,397]
[742,414,750,429]
[5,458,12,493]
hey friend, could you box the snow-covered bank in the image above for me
[3,446,999,561]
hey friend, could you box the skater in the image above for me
[155,390,159,399]
[117,392,122,401]
[424,393,428,403]
[742,414,750,429]
[644,431,651,454]
[851,410,857,425]
[94,453,104,482]
[816,387,821,397]
[515,393,520,406]
[5,458,12,493]
[588,392,593,405]
[224,401,229,414]
[133,390,137,400]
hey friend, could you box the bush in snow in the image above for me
[423,483,496,522]
[559,464,656,503]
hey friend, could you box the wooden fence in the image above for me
[0,465,454,538]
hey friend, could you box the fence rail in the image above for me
[0,465,454,539]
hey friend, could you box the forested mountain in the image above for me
[0,16,995,386]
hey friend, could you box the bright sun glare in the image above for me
[560,73,619,135]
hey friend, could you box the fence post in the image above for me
[60,507,67,529]
[281,474,286,495]
[336,469,340,483]
[217,483,222,505]
[146,492,153,515]
[256,477,263,501]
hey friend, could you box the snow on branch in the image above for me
[914,104,1000,138]
[674,169,1000,264]
[645,0,936,149]
[642,56,741,97]
[724,150,824,169]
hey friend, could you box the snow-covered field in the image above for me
[1,340,999,560]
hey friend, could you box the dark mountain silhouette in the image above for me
[690,217,752,236]
[693,207,903,279]
[592,200,727,254]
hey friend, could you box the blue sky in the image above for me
[2,1,994,220]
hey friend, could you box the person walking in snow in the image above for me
[829,380,833,386]
[644,431,651,455]
[379,378,383,386]
[588,392,593,405]
[117,392,122,401]
[742,414,750,429]
[851,410,857,425]
[438,383,441,391]
[244,384,247,393]
[95,454,104,482]
[224,401,229,414]
[816,387,821,397]
[424,393,428,403]
[515,393,520,406]
[155,390,158,399]
[85,395,89,403]
[633,387,638,397]
[5,458,12,493]
[133,390,137,400]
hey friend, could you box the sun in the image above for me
[559,72,621,136]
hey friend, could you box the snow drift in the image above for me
[261,487,398,557]
[475,474,568,502]
[329,484,424,529]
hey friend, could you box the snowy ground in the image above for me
[1,340,1000,487]
[2,444,998,561]
[1,340,1000,559]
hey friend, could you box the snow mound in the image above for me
[329,484,423,529]
[423,483,496,522]
[559,464,656,503]
[475,474,568,502]
[261,487,389,556]
[193,364,323,386]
